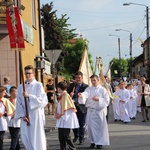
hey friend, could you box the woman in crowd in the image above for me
[46,78,55,115]
[137,77,150,122]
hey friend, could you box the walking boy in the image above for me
[55,81,79,150]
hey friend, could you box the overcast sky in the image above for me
[40,0,149,72]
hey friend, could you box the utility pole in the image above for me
[118,37,121,63]
[146,6,149,39]
[123,2,149,78]
[109,34,121,77]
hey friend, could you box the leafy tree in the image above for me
[60,38,93,79]
[110,58,130,78]
[41,2,63,50]
[41,2,78,74]
[40,2,93,79]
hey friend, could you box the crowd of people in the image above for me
[112,77,150,123]
[1,65,150,150]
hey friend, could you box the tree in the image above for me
[41,2,63,50]
[58,38,93,79]
[40,2,93,79]
[110,58,130,78]
[41,2,78,74]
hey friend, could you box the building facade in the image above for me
[0,0,44,86]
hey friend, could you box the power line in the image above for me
[80,19,144,31]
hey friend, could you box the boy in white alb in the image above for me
[78,74,110,149]
[55,81,79,150]
[0,86,15,150]
[14,65,48,150]
[8,86,21,150]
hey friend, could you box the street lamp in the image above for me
[109,34,121,61]
[123,2,149,77]
[116,29,132,76]
[123,3,149,40]
[109,34,121,77]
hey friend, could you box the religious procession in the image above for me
[0,58,150,150]
[1,0,150,150]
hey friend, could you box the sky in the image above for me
[40,0,150,73]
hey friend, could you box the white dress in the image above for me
[14,79,48,150]
[78,84,110,145]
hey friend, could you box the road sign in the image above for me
[44,49,62,64]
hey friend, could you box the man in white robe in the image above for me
[78,74,110,149]
[14,65,48,150]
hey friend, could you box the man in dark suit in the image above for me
[67,71,88,145]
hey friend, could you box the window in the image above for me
[32,0,36,29]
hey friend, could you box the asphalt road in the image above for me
[3,105,150,150]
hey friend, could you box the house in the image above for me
[131,53,145,78]
[0,0,50,86]
[131,37,150,80]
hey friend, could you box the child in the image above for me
[55,81,79,150]
[127,84,137,119]
[3,76,11,98]
[0,86,15,149]
[8,86,21,150]
[112,85,121,121]
[118,82,131,123]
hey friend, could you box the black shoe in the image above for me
[142,120,146,122]
[96,145,103,149]
[132,117,135,120]
[73,136,78,143]
[114,119,117,122]
[89,143,95,149]
[146,116,149,121]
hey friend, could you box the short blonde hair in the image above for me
[140,77,146,81]
[4,76,10,82]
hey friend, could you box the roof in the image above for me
[132,53,143,66]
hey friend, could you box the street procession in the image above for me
[0,0,150,150]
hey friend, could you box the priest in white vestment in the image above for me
[14,65,48,150]
[78,74,110,149]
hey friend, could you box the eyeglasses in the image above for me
[25,72,33,75]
